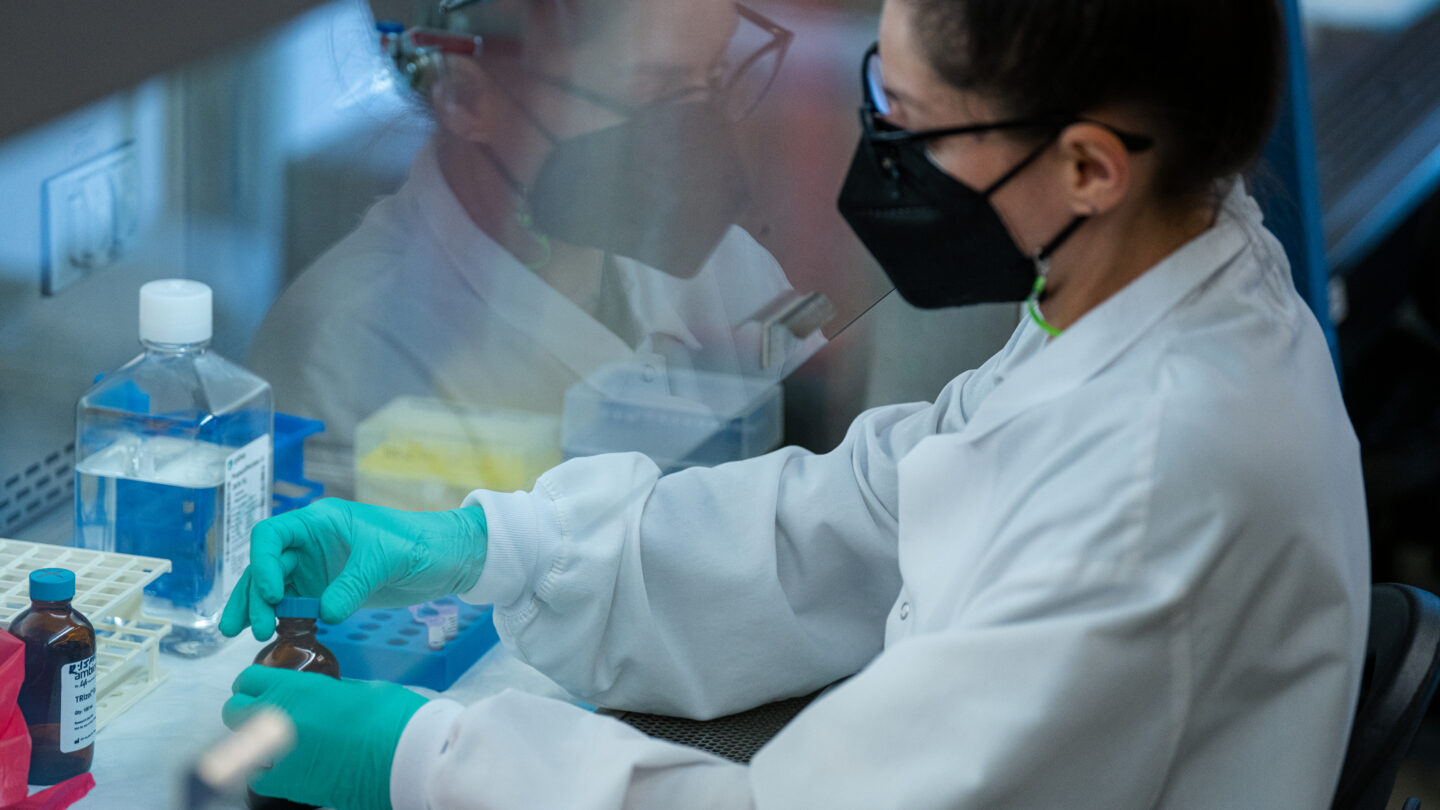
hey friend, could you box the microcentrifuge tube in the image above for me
[423,616,446,650]
[437,603,459,640]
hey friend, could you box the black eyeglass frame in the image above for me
[858,43,1155,153]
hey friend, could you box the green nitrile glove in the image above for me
[222,666,427,810]
[219,498,488,640]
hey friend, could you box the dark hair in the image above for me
[905,0,1284,202]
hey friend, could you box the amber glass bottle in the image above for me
[247,596,339,810]
[7,568,97,785]
[253,597,339,677]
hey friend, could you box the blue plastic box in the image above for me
[314,596,499,691]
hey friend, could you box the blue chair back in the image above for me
[1255,0,1340,368]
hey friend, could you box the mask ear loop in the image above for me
[1026,214,1089,338]
[476,143,554,271]
[472,77,578,272]
[1025,264,1063,339]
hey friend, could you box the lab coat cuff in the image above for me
[390,698,465,810]
[460,488,562,609]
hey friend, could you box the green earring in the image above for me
[515,209,553,272]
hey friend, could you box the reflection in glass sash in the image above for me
[247,0,892,507]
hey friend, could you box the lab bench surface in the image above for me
[63,626,573,809]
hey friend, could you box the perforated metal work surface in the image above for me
[607,691,821,764]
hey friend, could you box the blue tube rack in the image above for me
[273,412,325,515]
[314,596,499,691]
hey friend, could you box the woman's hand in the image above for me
[222,666,428,810]
[219,498,489,640]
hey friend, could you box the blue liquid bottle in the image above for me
[74,280,273,657]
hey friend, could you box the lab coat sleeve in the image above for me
[390,558,1182,810]
[746,568,1185,809]
[461,394,954,718]
[392,692,756,810]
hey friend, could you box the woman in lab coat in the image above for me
[222,0,1370,808]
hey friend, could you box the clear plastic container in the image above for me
[562,361,783,473]
[74,280,273,658]
[355,396,560,511]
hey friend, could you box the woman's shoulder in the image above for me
[1143,295,1356,506]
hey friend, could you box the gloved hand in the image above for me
[219,498,488,640]
[222,666,427,810]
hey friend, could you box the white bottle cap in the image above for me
[139,279,213,344]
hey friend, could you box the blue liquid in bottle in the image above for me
[75,280,273,657]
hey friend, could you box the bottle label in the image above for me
[224,435,273,597]
[59,654,97,753]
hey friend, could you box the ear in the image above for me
[430,57,495,144]
[1056,122,1132,217]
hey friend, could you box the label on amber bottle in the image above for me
[59,654,97,753]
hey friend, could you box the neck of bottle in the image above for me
[30,598,72,610]
[276,617,316,637]
[142,338,210,357]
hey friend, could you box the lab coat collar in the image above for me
[403,141,693,380]
[959,180,1255,443]
[604,256,705,355]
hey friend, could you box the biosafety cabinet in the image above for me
[1,0,1437,561]
[0,0,1015,545]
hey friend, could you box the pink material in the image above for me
[0,773,95,810]
[0,631,30,806]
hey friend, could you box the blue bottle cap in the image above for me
[29,568,76,602]
[276,596,320,619]
[375,20,404,34]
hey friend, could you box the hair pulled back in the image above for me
[904,0,1284,202]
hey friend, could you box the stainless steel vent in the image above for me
[0,443,73,537]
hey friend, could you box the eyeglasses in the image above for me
[528,3,794,123]
[859,43,1155,152]
[711,4,795,122]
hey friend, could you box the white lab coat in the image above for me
[389,182,1370,809]
[248,141,810,488]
